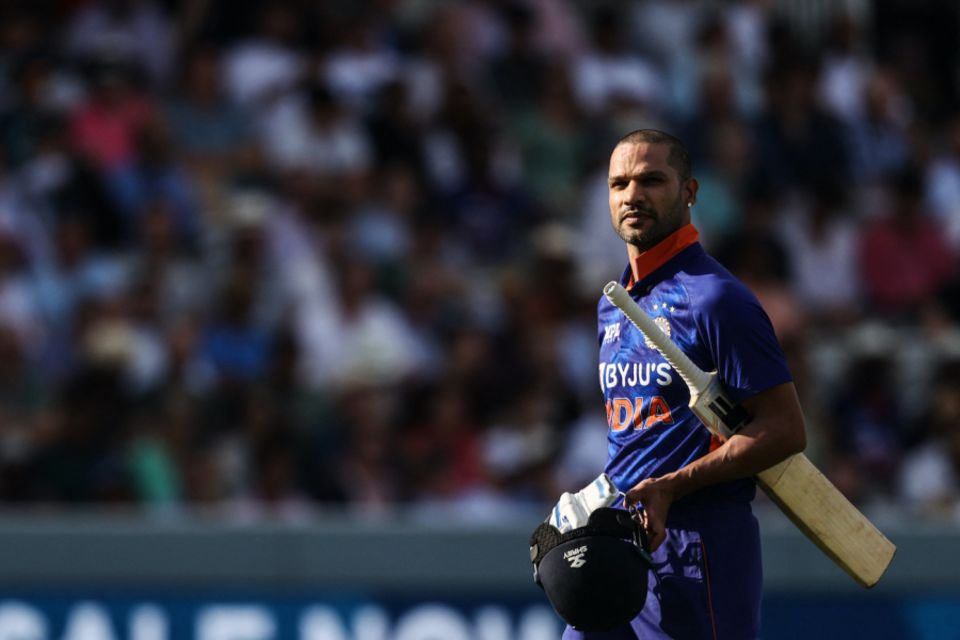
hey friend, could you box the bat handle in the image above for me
[603,282,712,393]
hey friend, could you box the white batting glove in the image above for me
[548,473,622,533]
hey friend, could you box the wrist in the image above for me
[658,469,692,501]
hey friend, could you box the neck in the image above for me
[628,224,699,283]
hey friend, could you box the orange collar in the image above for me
[628,224,699,286]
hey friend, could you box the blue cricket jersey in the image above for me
[597,224,792,507]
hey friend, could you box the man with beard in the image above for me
[568,129,806,639]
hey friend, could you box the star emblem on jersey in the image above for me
[644,315,671,349]
[563,545,588,568]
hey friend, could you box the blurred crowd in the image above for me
[0,0,959,524]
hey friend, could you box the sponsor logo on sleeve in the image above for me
[602,323,621,345]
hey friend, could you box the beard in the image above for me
[613,195,686,252]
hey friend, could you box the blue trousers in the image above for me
[562,501,762,640]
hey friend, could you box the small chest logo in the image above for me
[563,545,588,568]
[603,323,620,344]
[644,315,672,349]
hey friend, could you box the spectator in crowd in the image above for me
[925,113,960,250]
[222,2,306,111]
[65,0,174,89]
[859,168,955,318]
[685,118,753,247]
[68,55,155,172]
[105,117,201,247]
[163,43,255,188]
[506,62,588,217]
[0,323,51,502]
[0,226,47,360]
[487,2,550,112]
[1,53,65,168]
[572,5,665,131]
[898,358,960,520]
[844,68,913,185]
[261,82,373,190]
[817,11,873,124]
[779,180,861,323]
[325,385,401,516]
[752,58,850,192]
[398,382,485,504]
[825,326,906,504]
[364,80,430,181]
[667,12,757,120]
[320,10,402,114]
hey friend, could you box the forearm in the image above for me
[636,382,807,502]
[661,423,801,500]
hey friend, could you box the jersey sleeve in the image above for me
[691,279,793,404]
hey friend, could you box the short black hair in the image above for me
[615,129,691,182]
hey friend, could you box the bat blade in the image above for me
[603,282,896,587]
[757,455,895,587]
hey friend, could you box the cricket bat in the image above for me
[603,282,896,588]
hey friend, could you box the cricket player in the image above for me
[567,130,807,639]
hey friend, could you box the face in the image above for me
[608,141,696,253]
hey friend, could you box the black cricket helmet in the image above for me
[529,507,651,632]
